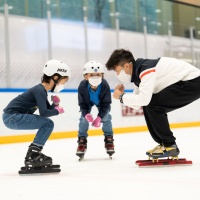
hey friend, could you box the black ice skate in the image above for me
[104,136,115,159]
[18,144,60,175]
[76,137,87,161]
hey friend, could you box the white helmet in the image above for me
[43,59,71,77]
[83,61,104,75]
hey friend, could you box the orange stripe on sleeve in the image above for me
[140,69,155,79]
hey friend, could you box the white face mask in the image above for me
[54,84,64,93]
[88,76,102,87]
[117,70,131,83]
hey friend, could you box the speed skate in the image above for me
[18,164,61,174]
[135,157,192,167]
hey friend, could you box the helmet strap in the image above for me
[51,75,62,92]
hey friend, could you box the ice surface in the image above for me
[0,127,200,200]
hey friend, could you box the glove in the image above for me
[55,106,64,114]
[85,113,93,122]
[92,116,101,127]
[51,95,60,106]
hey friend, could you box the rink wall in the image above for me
[0,91,200,144]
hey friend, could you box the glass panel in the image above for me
[0,0,200,88]
[0,0,199,38]
[50,0,83,22]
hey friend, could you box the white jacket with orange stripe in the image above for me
[122,57,200,110]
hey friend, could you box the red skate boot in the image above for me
[104,136,115,159]
[76,137,87,161]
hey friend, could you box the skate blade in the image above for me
[107,151,114,158]
[76,152,85,161]
[79,156,84,161]
[21,164,60,171]
[135,158,186,164]
[135,158,192,167]
[19,165,61,175]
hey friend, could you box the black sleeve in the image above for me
[78,84,90,117]
[98,81,111,119]
[33,89,59,117]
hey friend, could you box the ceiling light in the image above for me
[155,9,161,13]
[196,17,200,21]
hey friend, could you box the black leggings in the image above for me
[143,76,200,147]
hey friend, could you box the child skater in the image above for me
[76,61,115,160]
[2,59,71,174]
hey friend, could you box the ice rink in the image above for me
[0,127,200,200]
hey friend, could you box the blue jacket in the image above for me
[78,79,111,118]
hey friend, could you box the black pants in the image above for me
[143,76,200,147]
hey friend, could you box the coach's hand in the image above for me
[113,84,124,99]
[115,84,124,92]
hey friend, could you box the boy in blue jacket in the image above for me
[76,61,115,159]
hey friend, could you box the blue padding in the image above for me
[0,88,133,93]
[0,88,78,92]
[0,88,28,92]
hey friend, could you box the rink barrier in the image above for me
[0,88,133,92]
[0,121,200,144]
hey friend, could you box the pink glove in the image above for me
[92,116,101,127]
[51,95,60,106]
[55,106,64,114]
[85,113,93,122]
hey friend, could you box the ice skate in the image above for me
[135,144,192,167]
[104,136,115,159]
[149,144,180,160]
[76,137,87,161]
[19,144,60,174]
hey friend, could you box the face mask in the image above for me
[88,76,102,87]
[117,70,131,83]
[54,84,64,93]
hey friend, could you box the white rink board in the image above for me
[0,92,200,136]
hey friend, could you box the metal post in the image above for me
[115,12,119,49]
[83,5,89,62]
[143,17,147,58]
[198,52,200,69]
[168,21,172,57]
[46,0,52,60]
[190,27,195,65]
[4,1,11,87]
[197,52,200,69]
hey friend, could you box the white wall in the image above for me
[1,92,200,136]
[1,15,200,89]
